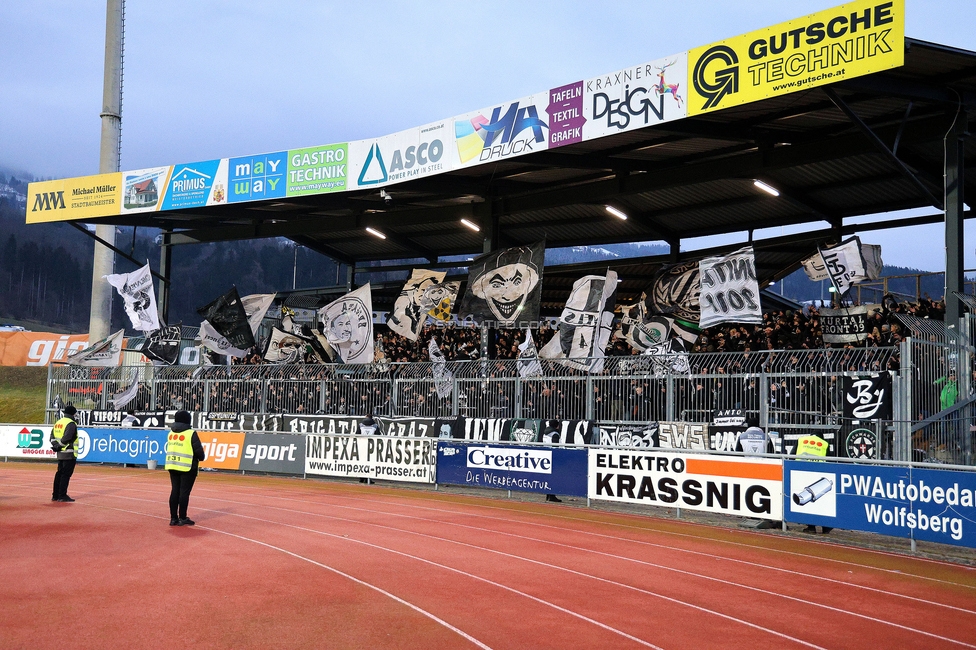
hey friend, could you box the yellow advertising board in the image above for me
[25,172,122,223]
[687,0,904,115]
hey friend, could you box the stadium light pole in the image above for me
[88,0,124,342]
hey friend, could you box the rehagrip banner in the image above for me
[304,433,435,483]
[436,441,588,497]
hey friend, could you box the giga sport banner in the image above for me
[304,433,435,483]
[588,449,783,519]
[436,441,588,497]
[785,460,976,548]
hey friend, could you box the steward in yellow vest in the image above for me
[51,404,79,502]
[795,433,833,534]
[165,410,205,527]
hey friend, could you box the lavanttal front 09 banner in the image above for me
[785,460,976,548]
[305,434,435,483]
[687,0,904,115]
[588,449,783,519]
[437,441,587,497]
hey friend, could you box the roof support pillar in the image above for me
[668,238,680,263]
[345,264,354,292]
[945,110,968,328]
[158,231,172,325]
[478,199,499,254]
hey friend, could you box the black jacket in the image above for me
[170,422,206,470]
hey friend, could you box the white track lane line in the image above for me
[171,489,975,650]
[2,482,661,650]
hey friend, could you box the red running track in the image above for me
[2,463,976,649]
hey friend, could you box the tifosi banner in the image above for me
[437,441,587,497]
[589,449,783,519]
[76,427,168,465]
[784,460,976,548]
[239,433,306,474]
[305,434,435,483]
[0,425,57,459]
[688,0,904,115]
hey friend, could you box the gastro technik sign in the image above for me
[27,0,905,221]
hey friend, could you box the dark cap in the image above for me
[174,410,192,425]
[63,404,76,416]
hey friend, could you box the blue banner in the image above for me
[436,441,587,496]
[76,427,168,465]
[784,460,976,548]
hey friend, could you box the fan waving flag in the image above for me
[698,246,762,328]
[104,263,160,332]
[388,270,460,341]
[540,270,617,373]
[196,286,255,351]
[139,324,182,365]
[819,237,868,296]
[458,241,545,328]
[199,293,275,358]
[428,338,454,399]
[318,284,374,364]
[516,327,544,378]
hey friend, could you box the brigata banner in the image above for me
[239,433,305,475]
[688,0,904,115]
[305,433,435,483]
[784,460,976,548]
[76,427,168,465]
[436,441,587,497]
[0,425,57,459]
[588,449,783,518]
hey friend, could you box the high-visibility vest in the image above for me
[52,417,76,456]
[165,429,196,472]
[796,434,828,458]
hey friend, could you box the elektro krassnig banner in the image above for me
[436,441,588,497]
[688,0,903,115]
[305,433,435,483]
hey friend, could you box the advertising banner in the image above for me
[0,332,90,366]
[349,121,451,189]
[198,431,246,470]
[589,449,783,518]
[304,433,435,483]
[287,143,348,196]
[0,425,57,459]
[453,92,550,168]
[581,53,688,141]
[26,172,121,224]
[784,460,976,548]
[239,433,306,475]
[687,0,904,115]
[228,151,287,203]
[437,441,587,496]
[121,167,171,214]
[76,427,168,465]
[161,159,228,210]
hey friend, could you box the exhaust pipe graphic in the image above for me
[792,477,833,506]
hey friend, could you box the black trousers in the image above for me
[168,468,198,519]
[53,458,76,499]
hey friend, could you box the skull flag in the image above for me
[458,241,545,328]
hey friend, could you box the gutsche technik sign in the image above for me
[27,0,904,223]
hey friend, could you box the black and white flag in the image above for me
[139,324,182,365]
[647,261,700,322]
[458,241,545,328]
[263,327,309,364]
[318,284,374,364]
[802,241,881,283]
[516,328,544,378]
[820,304,880,344]
[843,374,892,420]
[200,293,275,357]
[698,246,762,328]
[540,270,617,373]
[428,338,454,399]
[104,263,160,332]
[819,237,867,296]
[109,370,140,410]
[67,329,124,367]
[196,286,255,351]
[388,270,460,340]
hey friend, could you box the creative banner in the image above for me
[75,427,169,465]
[589,449,783,519]
[820,305,879,344]
[239,432,306,474]
[26,172,121,223]
[0,425,57,459]
[305,433,435,483]
[0,332,90,366]
[437,441,587,496]
[349,121,451,189]
[698,246,762,328]
[581,53,688,141]
[784,460,976,548]
[688,0,904,115]
[657,422,709,450]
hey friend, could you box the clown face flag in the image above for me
[648,262,700,322]
[67,329,124,367]
[318,284,374,364]
[196,286,255,351]
[459,241,544,327]
[540,270,617,373]
[139,324,182,365]
[104,263,160,332]
[428,337,454,399]
[199,293,275,358]
[698,246,762,328]
[516,328,544,378]
[388,270,460,340]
